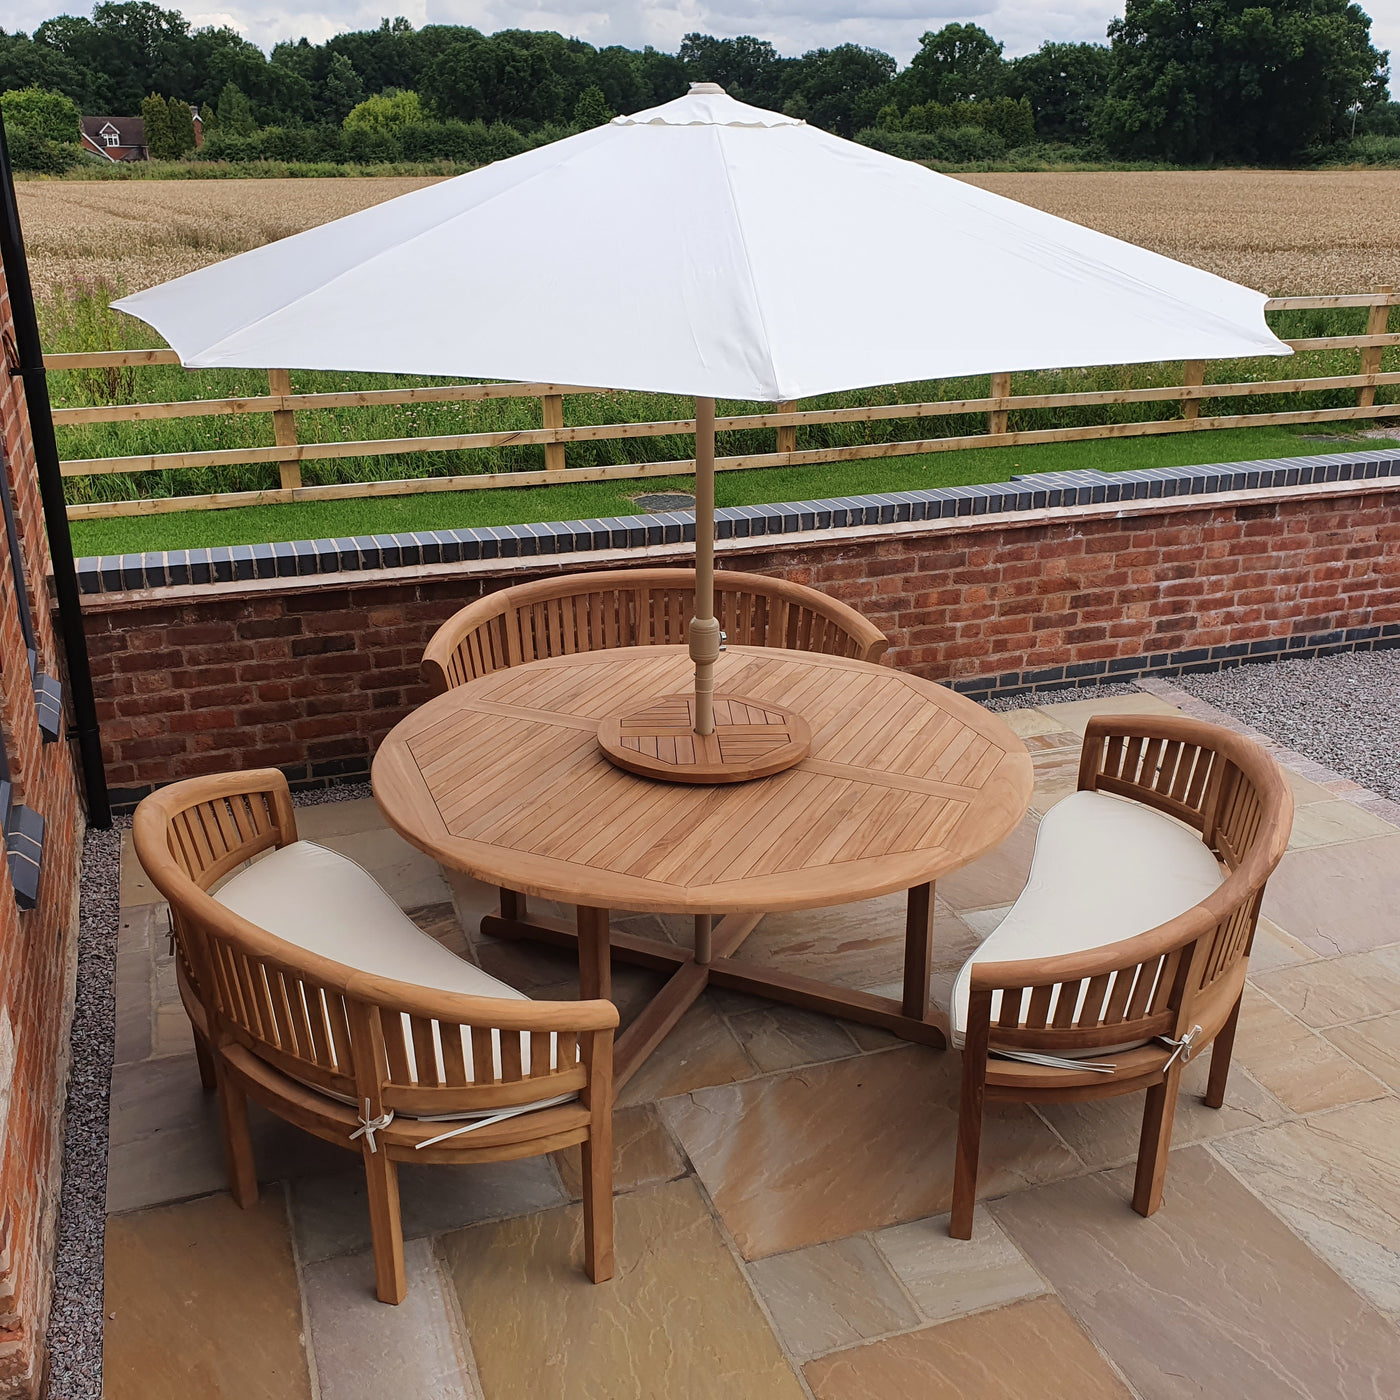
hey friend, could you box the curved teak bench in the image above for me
[946,713,1293,1237]
[421,567,888,694]
[133,769,619,1304]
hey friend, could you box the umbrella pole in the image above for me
[690,396,719,736]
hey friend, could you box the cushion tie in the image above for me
[415,1102,547,1150]
[990,1048,1117,1073]
[350,1099,395,1153]
[1156,1023,1203,1071]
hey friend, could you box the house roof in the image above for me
[80,116,146,147]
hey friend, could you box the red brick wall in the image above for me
[0,266,83,1394]
[82,480,1400,806]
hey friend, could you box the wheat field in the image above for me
[14,168,1400,300]
[967,170,1400,295]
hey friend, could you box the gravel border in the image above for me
[980,681,1143,712]
[1171,649,1400,805]
[42,822,121,1400]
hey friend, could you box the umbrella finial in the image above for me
[688,82,727,95]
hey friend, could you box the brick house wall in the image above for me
[0,266,84,1392]
[81,477,1400,807]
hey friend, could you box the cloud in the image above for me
[4,0,1394,69]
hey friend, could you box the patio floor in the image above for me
[102,690,1400,1399]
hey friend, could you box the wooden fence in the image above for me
[44,289,1400,521]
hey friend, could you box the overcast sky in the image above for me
[9,0,1400,69]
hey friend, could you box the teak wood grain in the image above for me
[374,646,1032,916]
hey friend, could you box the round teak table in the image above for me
[372,645,1033,1089]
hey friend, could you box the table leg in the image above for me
[902,882,934,1021]
[577,906,612,1003]
[499,888,527,922]
[694,914,713,965]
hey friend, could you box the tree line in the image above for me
[1,0,1395,173]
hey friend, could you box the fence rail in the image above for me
[44,288,1400,521]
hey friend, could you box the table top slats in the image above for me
[372,646,1033,914]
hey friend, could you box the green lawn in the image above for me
[68,425,1397,557]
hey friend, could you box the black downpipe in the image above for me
[0,114,110,828]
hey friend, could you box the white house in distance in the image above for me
[79,108,203,162]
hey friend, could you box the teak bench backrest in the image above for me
[421,567,889,694]
[968,714,1293,1060]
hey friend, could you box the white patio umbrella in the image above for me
[115,83,1289,764]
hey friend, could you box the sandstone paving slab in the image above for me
[871,1211,1048,1325]
[617,996,757,1108]
[553,1103,686,1200]
[1232,986,1385,1114]
[314,826,453,908]
[304,1237,477,1400]
[1263,834,1400,957]
[724,1003,863,1074]
[731,892,918,991]
[107,1053,345,1212]
[1026,750,1083,817]
[992,1146,1400,1400]
[1254,943,1400,1029]
[1211,1098,1400,1320]
[1247,915,1321,973]
[994,708,1069,739]
[934,815,1036,912]
[1033,691,1182,735]
[1328,1012,1400,1093]
[290,1154,567,1265]
[443,1177,806,1400]
[1033,1048,1285,1169]
[661,1045,1081,1260]
[1287,799,1398,850]
[118,829,163,907]
[802,1296,1131,1400]
[408,900,473,959]
[746,1235,920,1360]
[104,1190,312,1400]
[293,796,388,841]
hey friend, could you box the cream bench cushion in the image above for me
[948,790,1225,1051]
[213,841,567,1113]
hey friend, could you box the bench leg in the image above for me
[577,906,612,1003]
[903,882,934,1020]
[193,1027,218,1093]
[581,1131,614,1284]
[215,1063,258,1210]
[1205,993,1242,1110]
[1133,1060,1184,1217]
[950,1049,986,1239]
[364,1149,407,1305]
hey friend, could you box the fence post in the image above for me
[988,373,1011,436]
[1358,285,1393,411]
[1181,360,1205,421]
[267,368,301,490]
[542,393,566,473]
[775,400,796,455]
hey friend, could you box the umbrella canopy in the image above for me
[114,84,1291,758]
[115,85,1287,401]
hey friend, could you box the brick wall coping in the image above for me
[74,448,1400,600]
[79,455,1400,613]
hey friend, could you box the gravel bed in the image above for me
[980,681,1142,712]
[43,822,121,1400]
[1175,649,1400,802]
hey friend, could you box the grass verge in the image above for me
[68,425,1396,556]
